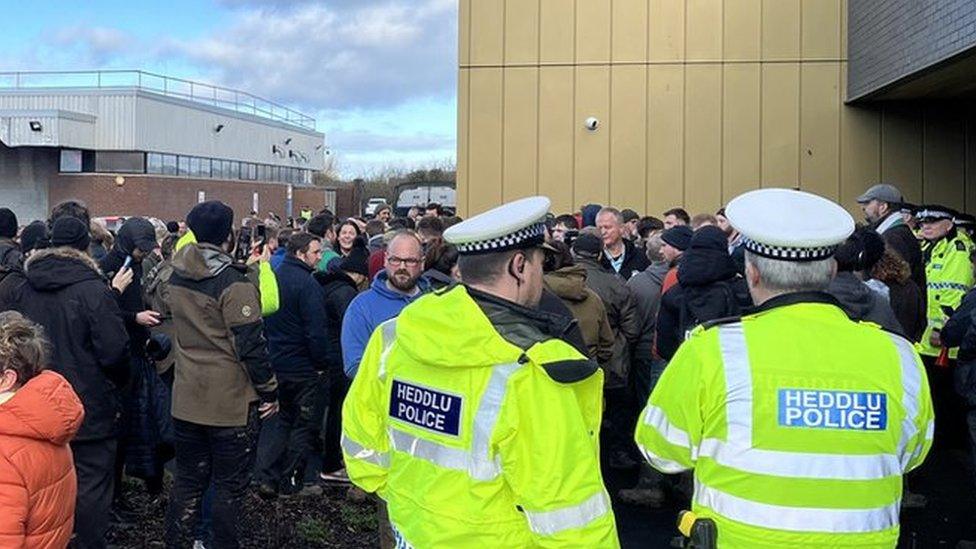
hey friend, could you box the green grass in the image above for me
[296,518,330,544]
[340,503,379,531]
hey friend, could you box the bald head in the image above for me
[385,230,425,293]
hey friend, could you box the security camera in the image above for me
[584,117,599,132]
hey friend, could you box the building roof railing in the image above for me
[0,69,316,130]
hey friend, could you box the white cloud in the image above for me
[172,0,457,111]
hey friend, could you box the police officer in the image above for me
[917,205,974,360]
[634,188,934,548]
[341,196,619,547]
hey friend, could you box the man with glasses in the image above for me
[341,231,429,378]
[257,232,329,497]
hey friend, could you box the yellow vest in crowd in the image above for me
[919,230,975,357]
[635,295,934,549]
[342,285,619,548]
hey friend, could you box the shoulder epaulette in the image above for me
[957,240,967,252]
[698,315,744,332]
[537,357,599,384]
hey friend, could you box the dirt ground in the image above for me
[107,479,379,548]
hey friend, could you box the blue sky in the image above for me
[0,0,458,177]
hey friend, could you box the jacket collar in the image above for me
[466,286,577,343]
[282,254,314,273]
[747,291,843,315]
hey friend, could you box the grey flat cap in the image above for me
[856,183,903,204]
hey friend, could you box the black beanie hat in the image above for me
[661,226,693,251]
[835,227,886,273]
[572,233,603,257]
[689,225,728,251]
[19,221,49,254]
[187,201,234,246]
[339,242,370,278]
[166,221,180,234]
[0,208,17,239]
[51,217,91,251]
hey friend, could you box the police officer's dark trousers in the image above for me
[257,375,320,490]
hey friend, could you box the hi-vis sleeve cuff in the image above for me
[635,404,696,473]
[523,491,612,537]
[341,433,390,469]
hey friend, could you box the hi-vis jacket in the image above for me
[342,285,619,548]
[919,229,975,357]
[635,293,934,549]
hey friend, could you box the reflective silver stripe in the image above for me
[377,320,397,380]
[698,438,900,480]
[643,404,692,449]
[523,491,611,536]
[637,443,691,474]
[391,523,415,549]
[694,482,899,533]
[341,433,390,468]
[718,325,753,443]
[888,333,924,471]
[387,362,521,481]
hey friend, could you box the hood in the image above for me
[423,268,455,287]
[394,285,525,368]
[369,270,430,300]
[827,272,877,318]
[677,228,738,287]
[171,242,234,281]
[581,204,603,228]
[114,217,157,256]
[24,247,104,291]
[643,262,670,285]
[544,264,589,302]
[0,371,84,445]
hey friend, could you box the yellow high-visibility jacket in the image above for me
[919,230,975,357]
[342,285,619,548]
[635,293,934,549]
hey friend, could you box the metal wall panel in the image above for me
[503,67,539,201]
[539,0,575,64]
[610,65,648,209]
[839,64,882,207]
[612,0,649,63]
[761,63,800,186]
[505,0,539,64]
[923,106,966,207]
[687,0,723,61]
[574,66,611,206]
[761,0,801,60]
[880,107,924,203]
[457,69,471,215]
[801,0,842,59]
[684,64,723,214]
[576,1,612,64]
[467,68,504,215]
[649,0,685,61]
[538,67,575,214]
[799,63,841,198]
[470,0,505,66]
[724,0,761,60]
[723,64,761,201]
[647,65,685,213]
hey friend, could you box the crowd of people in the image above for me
[0,179,973,547]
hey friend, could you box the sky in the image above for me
[0,0,458,178]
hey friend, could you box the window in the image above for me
[162,154,177,175]
[60,150,82,173]
[96,151,145,173]
[147,153,163,174]
[229,161,240,180]
[199,158,211,178]
[178,156,191,176]
[212,159,224,179]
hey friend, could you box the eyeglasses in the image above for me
[387,256,422,267]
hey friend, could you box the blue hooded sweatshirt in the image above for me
[340,271,429,378]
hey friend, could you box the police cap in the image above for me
[444,196,551,255]
[725,188,855,262]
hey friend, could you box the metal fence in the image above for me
[0,70,316,130]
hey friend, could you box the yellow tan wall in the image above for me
[457,0,976,217]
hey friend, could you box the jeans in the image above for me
[256,375,320,491]
[71,438,118,549]
[165,405,260,549]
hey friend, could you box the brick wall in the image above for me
[49,174,325,223]
[849,0,976,100]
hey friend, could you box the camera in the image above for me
[584,117,599,132]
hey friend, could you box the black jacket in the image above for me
[657,229,752,361]
[0,238,22,271]
[2,247,130,441]
[99,218,158,357]
[264,255,329,379]
[826,273,904,335]
[315,269,360,374]
[600,238,651,281]
[876,218,926,306]
[941,289,976,407]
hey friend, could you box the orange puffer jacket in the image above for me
[0,370,84,549]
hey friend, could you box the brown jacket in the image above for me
[168,243,277,427]
[545,265,615,366]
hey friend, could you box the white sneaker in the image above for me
[193,541,206,549]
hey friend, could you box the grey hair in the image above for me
[645,232,664,263]
[596,207,624,225]
[745,251,835,293]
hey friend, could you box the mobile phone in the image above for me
[122,255,133,270]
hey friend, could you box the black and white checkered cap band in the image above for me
[916,209,953,221]
[454,221,547,255]
[742,237,838,262]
